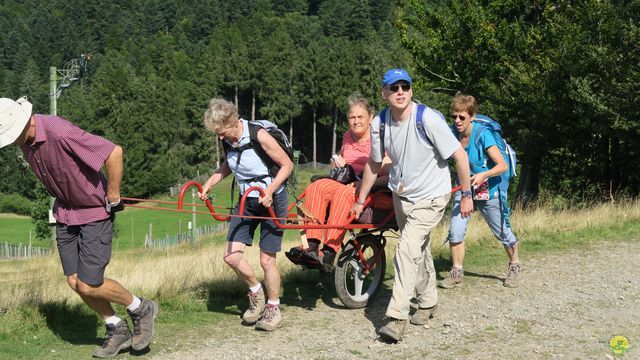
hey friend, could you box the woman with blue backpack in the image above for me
[438,94,523,289]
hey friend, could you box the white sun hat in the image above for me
[0,96,33,148]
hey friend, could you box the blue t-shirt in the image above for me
[453,123,501,199]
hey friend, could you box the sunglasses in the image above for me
[451,114,467,121]
[387,83,411,93]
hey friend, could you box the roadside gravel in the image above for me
[153,240,639,359]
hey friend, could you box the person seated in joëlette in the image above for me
[285,94,390,272]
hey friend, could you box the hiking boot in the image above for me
[255,304,283,331]
[410,304,438,325]
[438,267,464,288]
[302,248,336,273]
[127,298,159,351]
[504,262,523,288]
[92,320,132,358]
[378,318,407,342]
[242,287,266,324]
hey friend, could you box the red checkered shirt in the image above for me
[21,114,116,226]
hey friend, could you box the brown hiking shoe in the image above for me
[438,267,464,288]
[378,318,407,342]
[504,262,523,287]
[242,287,266,324]
[92,320,132,358]
[127,298,159,351]
[410,304,438,325]
[255,304,282,331]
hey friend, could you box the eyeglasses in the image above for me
[451,114,467,121]
[386,83,411,93]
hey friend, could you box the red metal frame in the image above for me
[123,181,463,274]
[125,180,398,230]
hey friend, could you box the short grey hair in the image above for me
[347,93,374,116]
[203,98,239,132]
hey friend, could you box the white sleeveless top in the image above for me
[225,119,284,197]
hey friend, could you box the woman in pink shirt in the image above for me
[286,94,389,272]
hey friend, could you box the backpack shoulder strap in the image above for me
[471,122,490,149]
[246,121,269,164]
[378,107,388,160]
[415,104,435,147]
[247,121,261,145]
[222,139,233,154]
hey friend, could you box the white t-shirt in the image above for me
[370,102,460,203]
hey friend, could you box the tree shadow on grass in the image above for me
[202,278,247,316]
[38,301,101,346]
[281,269,344,310]
[434,256,453,277]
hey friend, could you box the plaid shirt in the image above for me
[21,114,116,226]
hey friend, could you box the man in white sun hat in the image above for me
[0,97,159,358]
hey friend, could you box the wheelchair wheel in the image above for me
[334,234,386,309]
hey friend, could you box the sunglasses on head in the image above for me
[387,83,411,93]
[451,114,467,121]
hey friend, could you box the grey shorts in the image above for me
[226,189,288,253]
[56,218,113,286]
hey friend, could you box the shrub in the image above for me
[0,193,32,215]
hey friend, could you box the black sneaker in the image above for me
[285,239,320,266]
[303,248,336,273]
[92,320,132,358]
[285,247,305,265]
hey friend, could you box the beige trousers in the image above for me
[386,193,450,320]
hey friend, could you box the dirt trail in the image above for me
[153,241,640,359]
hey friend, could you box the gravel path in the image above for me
[153,241,639,359]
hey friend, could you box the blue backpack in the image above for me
[470,114,517,191]
[378,103,445,159]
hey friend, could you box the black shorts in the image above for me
[56,218,113,286]
[226,189,288,253]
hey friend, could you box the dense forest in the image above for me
[1,0,638,207]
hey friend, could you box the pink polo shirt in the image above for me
[21,115,116,226]
[341,130,371,175]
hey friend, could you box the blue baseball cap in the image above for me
[381,68,413,87]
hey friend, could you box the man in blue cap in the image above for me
[352,69,473,341]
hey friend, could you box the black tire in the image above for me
[334,234,386,309]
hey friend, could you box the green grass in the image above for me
[0,216,39,247]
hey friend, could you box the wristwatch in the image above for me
[461,190,473,198]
